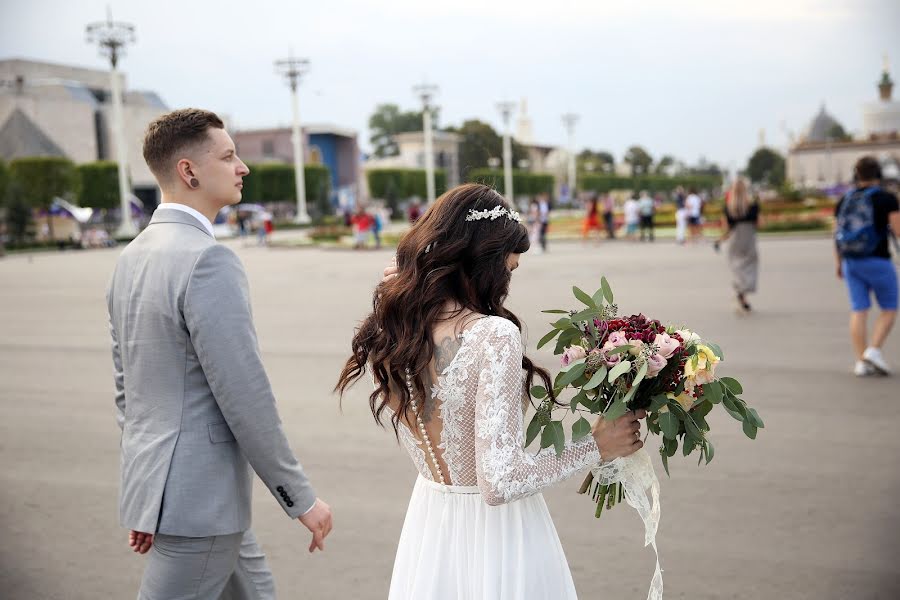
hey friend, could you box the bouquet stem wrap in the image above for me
[593,448,663,600]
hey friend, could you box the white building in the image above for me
[787,60,900,188]
[0,58,169,207]
[364,130,462,188]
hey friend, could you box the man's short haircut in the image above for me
[854,156,882,182]
[143,108,225,179]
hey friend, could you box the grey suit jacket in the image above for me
[107,208,315,537]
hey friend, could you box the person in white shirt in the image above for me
[623,194,640,240]
[685,188,703,242]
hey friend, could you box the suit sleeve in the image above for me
[183,244,317,518]
[108,309,126,432]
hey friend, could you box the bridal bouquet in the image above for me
[528,277,763,519]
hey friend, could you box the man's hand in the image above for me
[298,498,333,553]
[592,410,647,461]
[128,530,153,554]
[836,261,843,280]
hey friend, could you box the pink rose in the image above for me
[645,353,667,378]
[600,341,622,366]
[654,333,681,359]
[561,345,587,367]
[607,330,628,347]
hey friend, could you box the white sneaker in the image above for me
[854,360,876,377]
[863,347,892,375]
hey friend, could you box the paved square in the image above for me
[2,236,899,599]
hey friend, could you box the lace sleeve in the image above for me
[473,318,602,506]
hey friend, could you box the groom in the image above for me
[107,108,332,599]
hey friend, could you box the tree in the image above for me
[654,155,675,175]
[578,150,615,174]
[623,145,653,176]
[10,157,77,240]
[446,119,528,180]
[0,159,8,209]
[76,161,119,231]
[746,147,785,186]
[368,104,432,158]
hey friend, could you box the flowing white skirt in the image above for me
[388,476,578,600]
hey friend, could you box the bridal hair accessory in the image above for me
[466,206,522,223]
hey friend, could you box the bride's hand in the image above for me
[592,409,646,461]
[382,256,398,283]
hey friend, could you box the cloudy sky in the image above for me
[3,0,899,170]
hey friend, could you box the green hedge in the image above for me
[0,159,8,207]
[9,157,77,209]
[76,161,119,210]
[242,163,331,217]
[580,173,722,193]
[466,169,555,197]
[366,168,448,213]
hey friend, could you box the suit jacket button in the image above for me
[287,501,294,507]
[277,486,284,493]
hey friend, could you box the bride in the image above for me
[336,184,646,599]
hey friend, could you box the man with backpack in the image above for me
[835,156,900,376]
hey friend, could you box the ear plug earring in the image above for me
[190,178,199,188]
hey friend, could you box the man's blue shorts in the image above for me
[843,256,899,311]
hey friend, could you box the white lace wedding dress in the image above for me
[385,316,602,599]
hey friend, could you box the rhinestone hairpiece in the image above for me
[465,206,522,223]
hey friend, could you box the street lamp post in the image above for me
[275,53,311,224]
[86,9,137,238]
[413,83,439,205]
[497,101,516,201]
[561,113,579,203]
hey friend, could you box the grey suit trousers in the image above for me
[138,530,274,600]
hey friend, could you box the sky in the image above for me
[2,0,899,171]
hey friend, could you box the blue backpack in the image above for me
[835,187,884,258]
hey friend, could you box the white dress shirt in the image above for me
[156,203,216,238]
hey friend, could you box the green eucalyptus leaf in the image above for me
[705,342,724,360]
[720,376,743,395]
[702,381,724,404]
[538,328,560,350]
[663,435,678,457]
[649,394,668,412]
[552,318,572,330]
[658,411,679,440]
[540,422,556,449]
[570,308,601,323]
[693,399,713,418]
[705,439,715,464]
[556,360,587,388]
[542,309,569,314]
[604,397,628,420]
[606,345,633,356]
[747,407,765,428]
[661,449,670,476]
[573,286,596,308]
[572,416,591,441]
[742,420,758,440]
[530,385,547,400]
[525,414,542,446]
[548,420,566,456]
[601,276,614,304]
[592,287,606,306]
[607,360,632,383]
[632,361,648,388]
[584,367,608,390]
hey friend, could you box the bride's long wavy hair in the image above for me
[335,183,555,436]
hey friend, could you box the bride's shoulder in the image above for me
[466,315,521,342]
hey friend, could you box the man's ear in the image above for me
[175,158,197,189]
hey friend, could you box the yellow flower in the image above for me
[684,344,720,386]
[665,391,695,412]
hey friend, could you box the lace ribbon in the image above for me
[592,448,663,600]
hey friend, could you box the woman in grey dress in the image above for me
[717,178,759,312]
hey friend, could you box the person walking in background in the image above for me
[685,187,703,243]
[373,204,385,250]
[602,193,616,239]
[834,156,900,376]
[623,193,640,241]
[717,178,759,313]
[638,190,655,242]
[352,205,374,249]
[538,193,550,252]
[582,193,601,240]
[408,200,422,224]
[527,198,542,253]
[674,186,687,244]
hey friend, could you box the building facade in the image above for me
[0,58,169,207]
[788,61,900,188]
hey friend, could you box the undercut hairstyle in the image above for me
[142,108,224,180]
[853,156,882,182]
